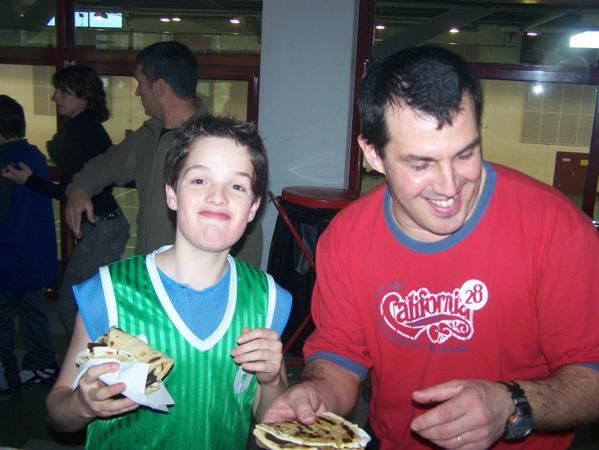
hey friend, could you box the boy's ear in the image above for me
[247,197,261,223]
[359,134,386,176]
[165,184,178,211]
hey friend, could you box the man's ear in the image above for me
[153,78,167,97]
[358,135,385,175]
[165,184,178,211]
[247,197,261,223]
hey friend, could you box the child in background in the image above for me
[46,115,292,449]
[0,95,58,393]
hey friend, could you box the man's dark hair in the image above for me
[52,64,109,121]
[136,41,198,99]
[165,114,268,201]
[0,95,26,139]
[359,45,483,157]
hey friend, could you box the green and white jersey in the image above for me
[85,250,276,450]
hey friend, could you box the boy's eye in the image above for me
[191,178,205,185]
[232,184,247,192]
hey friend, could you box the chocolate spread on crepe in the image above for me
[76,327,174,393]
[254,412,370,449]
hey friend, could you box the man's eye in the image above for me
[458,151,474,160]
[412,163,428,171]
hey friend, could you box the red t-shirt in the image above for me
[304,163,599,450]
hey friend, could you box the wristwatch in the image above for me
[499,381,534,440]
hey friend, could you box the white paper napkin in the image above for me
[70,359,175,412]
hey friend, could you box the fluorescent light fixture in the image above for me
[230,17,241,24]
[449,27,459,34]
[532,83,544,95]
[375,24,385,30]
[172,17,181,22]
[570,31,599,49]
[160,17,171,22]
[526,31,538,37]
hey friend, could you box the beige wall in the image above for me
[481,79,594,187]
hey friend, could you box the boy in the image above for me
[47,115,292,449]
[0,95,58,393]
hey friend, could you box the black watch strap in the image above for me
[499,380,534,440]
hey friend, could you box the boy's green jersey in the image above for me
[86,252,275,449]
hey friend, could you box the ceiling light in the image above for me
[160,17,171,22]
[449,27,459,34]
[526,31,539,37]
[230,17,241,25]
[375,24,385,30]
[532,83,544,95]
[171,17,181,22]
[570,31,599,49]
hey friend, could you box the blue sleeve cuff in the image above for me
[306,351,369,381]
[580,362,599,372]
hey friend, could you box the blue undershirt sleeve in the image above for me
[72,272,110,340]
[271,284,292,337]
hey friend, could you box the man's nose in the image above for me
[434,163,458,197]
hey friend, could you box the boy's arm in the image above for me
[253,361,288,421]
[230,327,288,421]
[46,314,138,432]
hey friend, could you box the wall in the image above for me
[481,79,595,186]
[258,0,359,268]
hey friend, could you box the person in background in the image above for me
[64,41,263,268]
[0,95,58,392]
[261,46,599,450]
[2,65,130,338]
[47,115,291,449]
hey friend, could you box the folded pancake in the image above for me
[75,327,174,393]
[254,412,370,449]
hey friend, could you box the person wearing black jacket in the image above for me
[2,65,129,344]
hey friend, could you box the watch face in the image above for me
[505,411,533,440]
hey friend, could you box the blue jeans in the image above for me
[0,289,57,388]
[57,213,129,337]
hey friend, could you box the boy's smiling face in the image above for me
[166,136,260,254]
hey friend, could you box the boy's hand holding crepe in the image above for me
[71,327,175,412]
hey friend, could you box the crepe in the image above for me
[253,412,370,449]
[75,327,174,393]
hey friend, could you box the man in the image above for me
[0,95,58,392]
[66,41,262,266]
[262,46,599,450]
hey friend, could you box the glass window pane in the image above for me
[0,2,55,47]
[481,79,598,219]
[197,80,248,121]
[374,2,599,66]
[73,1,262,52]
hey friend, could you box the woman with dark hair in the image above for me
[2,65,129,346]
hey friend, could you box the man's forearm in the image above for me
[300,359,361,416]
[520,364,599,431]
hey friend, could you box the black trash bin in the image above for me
[267,186,357,357]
